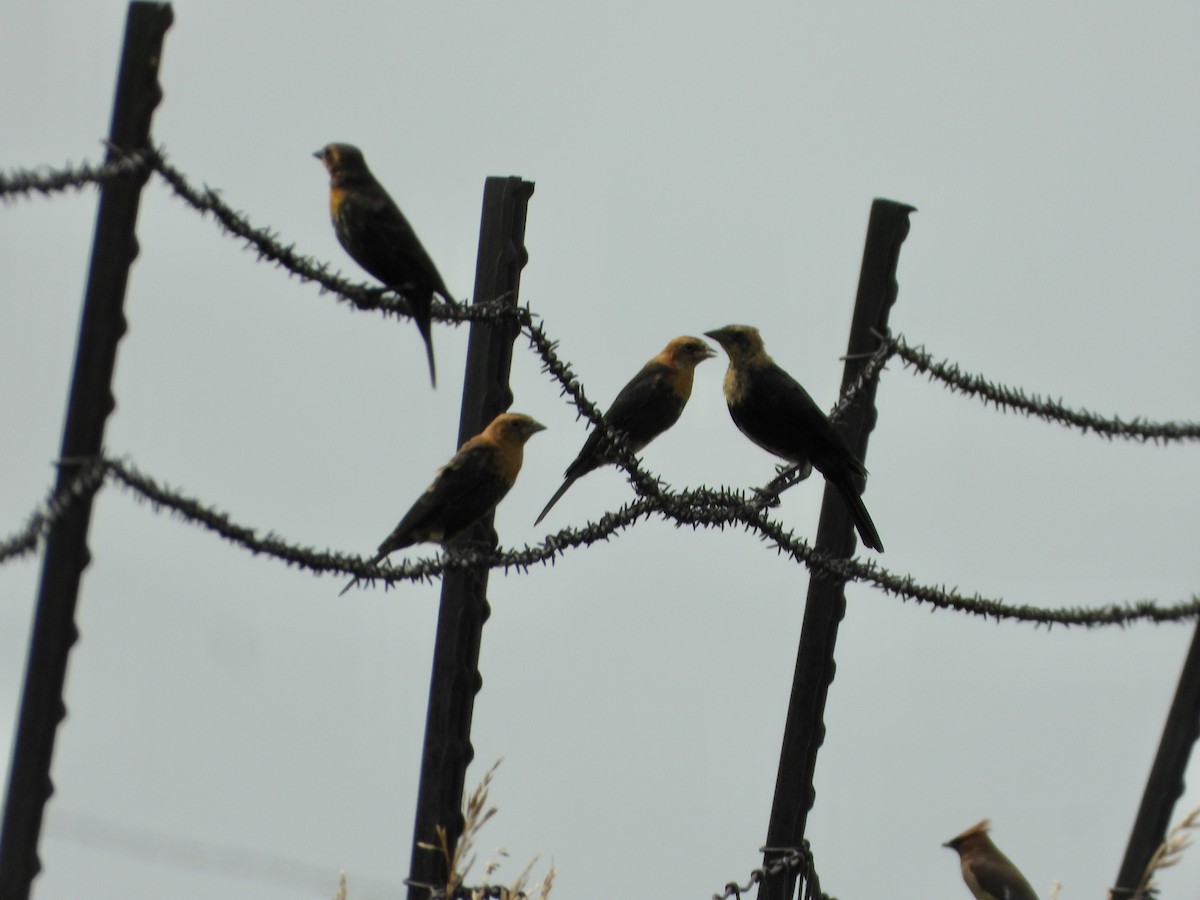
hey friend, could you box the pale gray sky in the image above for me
[3,3,1200,900]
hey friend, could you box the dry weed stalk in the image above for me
[1128,804,1200,900]
[412,760,555,900]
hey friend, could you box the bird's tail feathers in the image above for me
[837,482,884,553]
[534,476,579,526]
[416,315,437,388]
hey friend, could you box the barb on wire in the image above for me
[888,332,1200,443]
[0,148,155,201]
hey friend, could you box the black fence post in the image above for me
[1112,623,1200,897]
[406,177,534,899]
[759,199,914,900]
[0,4,172,899]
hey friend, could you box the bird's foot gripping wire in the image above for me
[751,461,814,509]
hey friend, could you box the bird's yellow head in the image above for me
[704,325,767,365]
[484,413,548,447]
[661,335,717,370]
[313,143,368,177]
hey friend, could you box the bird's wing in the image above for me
[967,857,1040,900]
[377,444,511,555]
[564,363,686,479]
[738,362,862,472]
[606,363,689,442]
[340,188,452,300]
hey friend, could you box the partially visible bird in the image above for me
[944,819,1039,900]
[534,336,715,526]
[341,413,545,595]
[315,142,459,387]
[704,324,884,552]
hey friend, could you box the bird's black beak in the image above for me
[313,148,325,161]
[704,328,730,348]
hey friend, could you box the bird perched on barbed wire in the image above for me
[944,819,1039,900]
[704,324,884,552]
[340,413,545,595]
[315,142,459,387]
[535,336,716,525]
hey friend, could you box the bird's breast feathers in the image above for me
[723,364,752,406]
[662,363,695,402]
[492,443,524,484]
[460,434,524,484]
[329,185,348,219]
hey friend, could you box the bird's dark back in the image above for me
[335,190,441,293]
[731,361,866,477]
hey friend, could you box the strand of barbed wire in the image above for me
[149,153,1200,450]
[712,843,832,900]
[0,459,108,565]
[5,453,1199,628]
[882,330,1200,443]
[8,146,1196,445]
[0,147,155,201]
[5,147,1200,629]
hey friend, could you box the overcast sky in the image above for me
[4,3,1200,900]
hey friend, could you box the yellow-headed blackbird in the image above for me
[944,820,1038,900]
[705,325,884,552]
[371,413,545,561]
[315,143,458,387]
[341,413,544,594]
[535,336,715,525]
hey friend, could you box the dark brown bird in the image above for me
[704,324,884,552]
[944,819,1039,900]
[535,336,715,526]
[315,142,458,387]
[341,413,545,595]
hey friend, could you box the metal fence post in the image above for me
[406,176,535,898]
[0,4,173,898]
[1112,623,1200,896]
[759,198,914,900]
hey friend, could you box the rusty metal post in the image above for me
[1112,623,1200,896]
[0,5,172,898]
[406,177,534,899]
[759,199,914,900]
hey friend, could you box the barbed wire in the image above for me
[147,149,524,328]
[5,149,1200,632]
[406,842,834,900]
[5,454,1198,628]
[0,147,155,201]
[410,882,535,900]
[887,332,1200,443]
[10,149,1198,448]
[0,459,107,565]
[713,843,833,900]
